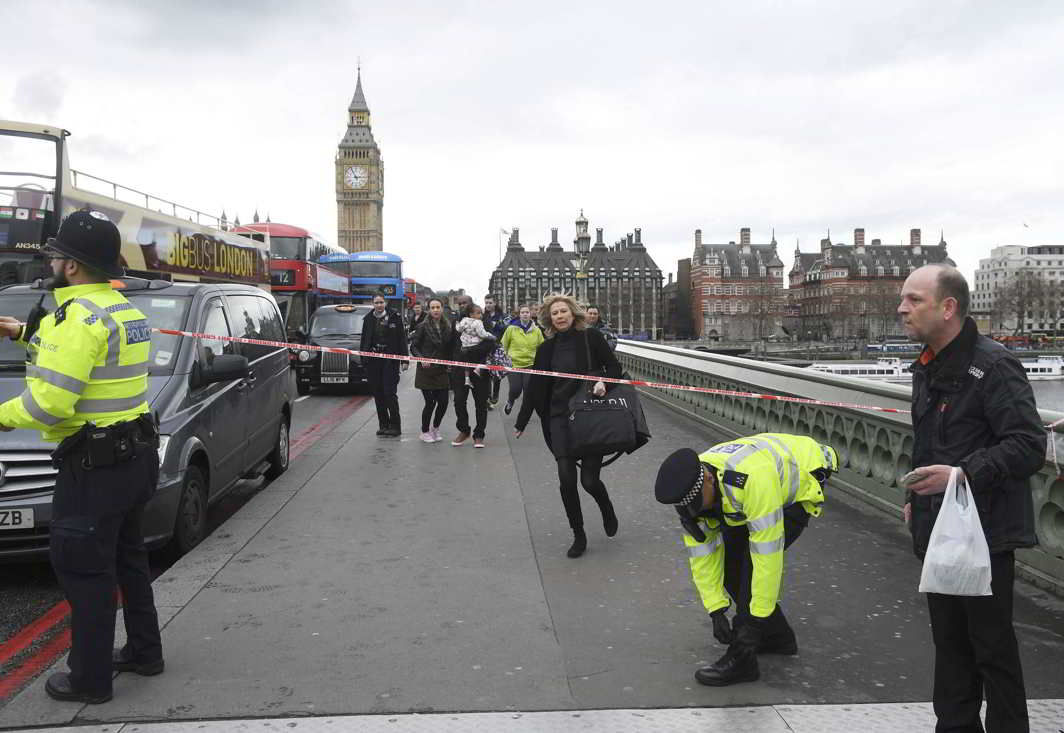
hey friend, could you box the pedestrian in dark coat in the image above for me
[899,264,1045,733]
[514,294,623,559]
[360,294,409,436]
[409,297,455,443]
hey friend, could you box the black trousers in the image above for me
[365,357,401,430]
[721,503,808,639]
[506,372,529,406]
[489,373,501,402]
[420,388,449,432]
[452,371,489,438]
[555,454,613,530]
[50,448,162,697]
[927,552,1028,733]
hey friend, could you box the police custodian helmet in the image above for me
[42,210,124,278]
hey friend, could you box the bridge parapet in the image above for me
[617,341,1064,593]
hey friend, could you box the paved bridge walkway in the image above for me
[2,377,1062,731]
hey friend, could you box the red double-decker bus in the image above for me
[232,222,350,343]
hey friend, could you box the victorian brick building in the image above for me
[488,212,664,338]
[690,228,786,340]
[788,228,953,341]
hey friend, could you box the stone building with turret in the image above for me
[789,228,954,341]
[488,212,664,338]
[690,227,786,341]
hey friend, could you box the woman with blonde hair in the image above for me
[514,294,623,558]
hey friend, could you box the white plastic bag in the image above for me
[918,467,993,596]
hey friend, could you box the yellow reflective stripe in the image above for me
[746,507,784,533]
[761,435,801,505]
[75,393,147,413]
[719,444,758,513]
[90,363,147,380]
[74,299,121,366]
[687,535,723,557]
[26,365,87,394]
[21,390,64,426]
[749,537,785,554]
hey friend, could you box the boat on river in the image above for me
[809,355,1064,382]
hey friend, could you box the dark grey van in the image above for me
[0,279,293,561]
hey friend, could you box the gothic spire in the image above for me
[349,65,369,112]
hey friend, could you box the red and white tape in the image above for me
[154,327,912,415]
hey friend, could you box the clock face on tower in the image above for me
[344,165,368,189]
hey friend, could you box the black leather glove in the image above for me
[731,616,764,657]
[677,507,706,542]
[710,609,732,644]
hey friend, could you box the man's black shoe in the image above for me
[694,649,760,686]
[44,673,112,704]
[113,648,165,676]
[383,426,401,437]
[376,427,387,436]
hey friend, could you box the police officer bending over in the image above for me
[655,433,837,686]
[0,211,162,704]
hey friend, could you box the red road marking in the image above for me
[0,394,368,703]
[290,395,369,460]
[0,627,70,701]
[0,601,69,668]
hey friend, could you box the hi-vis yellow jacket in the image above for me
[0,283,150,442]
[684,433,833,618]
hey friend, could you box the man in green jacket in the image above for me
[655,433,837,686]
[500,304,544,414]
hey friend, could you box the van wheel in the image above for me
[265,417,290,480]
[169,466,207,558]
[297,382,311,396]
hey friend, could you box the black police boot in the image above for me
[113,647,165,676]
[694,647,760,686]
[567,527,587,558]
[740,607,798,655]
[758,627,798,655]
[45,673,112,704]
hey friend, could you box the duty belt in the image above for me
[51,414,159,470]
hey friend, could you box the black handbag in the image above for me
[566,332,651,463]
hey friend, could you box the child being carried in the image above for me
[456,304,497,383]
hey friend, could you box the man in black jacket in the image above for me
[360,294,409,436]
[899,264,1044,733]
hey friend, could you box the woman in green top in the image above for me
[501,304,544,415]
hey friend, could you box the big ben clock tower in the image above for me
[336,68,383,252]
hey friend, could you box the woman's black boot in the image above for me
[567,528,587,558]
[602,500,618,537]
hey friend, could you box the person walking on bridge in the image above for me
[514,294,621,558]
[0,210,162,704]
[654,433,837,686]
[899,264,1044,733]
[409,297,454,443]
[360,294,409,437]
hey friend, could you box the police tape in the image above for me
[152,327,911,415]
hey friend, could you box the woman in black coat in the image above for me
[360,294,409,436]
[514,294,623,558]
[409,297,455,443]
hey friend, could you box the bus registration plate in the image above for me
[321,376,349,383]
[0,508,33,530]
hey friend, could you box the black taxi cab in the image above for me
[294,303,372,395]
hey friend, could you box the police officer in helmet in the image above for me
[655,433,837,686]
[0,210,163,704]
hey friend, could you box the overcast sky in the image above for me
[5,0,1064,295]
